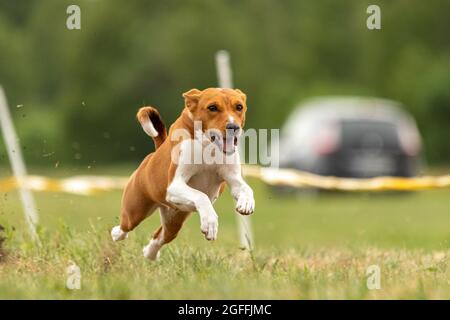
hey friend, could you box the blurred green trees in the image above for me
[0,0,449,166]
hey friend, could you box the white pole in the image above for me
[0,86,40,243]
[215,50,254,250]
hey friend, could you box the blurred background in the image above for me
[0,0,449,170]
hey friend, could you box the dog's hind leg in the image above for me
[112,187,157,241]
[143,207,190,260]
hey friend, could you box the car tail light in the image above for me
[314,123,341,155]
[398,122,422,156]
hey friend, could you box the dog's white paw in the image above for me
[200,214,219,241]
[143,240,161,261]
[236,193,255,215]
[111,226,128,241]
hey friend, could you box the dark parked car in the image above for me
[278,97,423,178]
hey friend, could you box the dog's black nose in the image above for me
[226,123,240,132]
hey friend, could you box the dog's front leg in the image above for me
[166,178,219,240]
[221,167,255,215]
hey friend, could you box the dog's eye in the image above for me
[236,104,243,111]
[208,105,218,112]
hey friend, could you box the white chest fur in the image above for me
[166,139,241,214]
[187,169,223,203]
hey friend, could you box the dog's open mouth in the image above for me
[223,136,238,154]
[210,135,238,154]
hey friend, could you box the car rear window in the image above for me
[340,120,400,150]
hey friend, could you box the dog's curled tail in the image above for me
[137,106,167,149]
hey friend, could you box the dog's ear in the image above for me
[182,89,202,110]
[234,89,247,102]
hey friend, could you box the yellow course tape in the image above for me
[243,166,450,191]
[0,166,450,195]
[0,175,129,195]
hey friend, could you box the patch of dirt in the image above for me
[100,242,120,273]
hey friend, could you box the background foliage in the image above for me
[0,0,449,166]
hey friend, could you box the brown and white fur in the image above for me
[111,88,255,260]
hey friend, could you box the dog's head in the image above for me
[183,88,247,154]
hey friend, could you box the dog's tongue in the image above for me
[223,137,235,154]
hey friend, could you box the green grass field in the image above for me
[0,166,449,299]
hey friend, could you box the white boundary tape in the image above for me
[0,86,40,243]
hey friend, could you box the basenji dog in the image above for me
[111,88,255,260]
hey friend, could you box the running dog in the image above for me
[111,88,255,260]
